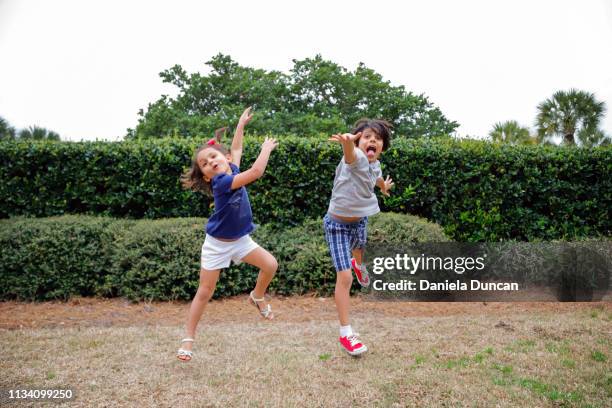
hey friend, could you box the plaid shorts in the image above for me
[323,213,368,272]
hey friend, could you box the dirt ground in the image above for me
[2,296,611,407]
[1,295,610,330]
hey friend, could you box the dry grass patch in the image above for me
[1,302,611,407]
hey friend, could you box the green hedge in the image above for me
[1,137,610,241]
[0,216,116,300]
[0,213,449,301]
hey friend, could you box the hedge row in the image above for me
[1,137,610,241]
[0,213,449,301]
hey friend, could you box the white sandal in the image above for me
[177,338,194,361]
[249,291,274,320]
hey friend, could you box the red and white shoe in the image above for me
[339,333,368,356]
[351,258,370,287]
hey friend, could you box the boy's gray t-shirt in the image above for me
[328,148,382,218]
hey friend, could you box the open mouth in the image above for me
[366,146,377,155]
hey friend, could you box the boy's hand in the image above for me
[238,107,253,127]
[261,137,278,152]
[329,132,361,164]
[381,175,394,196]
[328,132,362,146]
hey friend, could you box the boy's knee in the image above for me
[337,271,353,287]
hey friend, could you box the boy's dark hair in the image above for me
[180,127,229,194]
[351,119,393,151]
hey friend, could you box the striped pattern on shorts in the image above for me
[323,213,368,272]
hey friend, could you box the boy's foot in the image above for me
[351,258,370,287]
[339,333,368,356]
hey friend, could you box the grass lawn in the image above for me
[1,299,610,407]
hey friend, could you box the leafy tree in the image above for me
[489,120,535,145]
[0,117,16,141]
[18,126,60,141]
[127,54,458,140]
[535,89,606,146]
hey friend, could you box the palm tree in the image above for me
[489,120,534,145]
[0,117,16,140]
[577,126,611,148]
[18,126,60,141]
[535,89,606,145]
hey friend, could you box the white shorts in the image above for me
[200,234,260,271]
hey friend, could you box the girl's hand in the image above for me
[328,132,362,146]
[261,137,278,152]
[238,107,253,127]
[381,175,395,196]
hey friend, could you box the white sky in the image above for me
[1,0,611,141]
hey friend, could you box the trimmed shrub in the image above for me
[0,216,119,300]
[263,213,450,296]
[1,137,610,241]
[0,213,448,301]
[103,218,204,301]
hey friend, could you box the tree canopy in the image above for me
[0,117,60,141]
[536,89,608,146]
[127,54,459,140]
[18,126,60,141]
[0,117,16,141]
[489,120,535,145]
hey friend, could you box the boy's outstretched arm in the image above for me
[230,137,278,189]
[231,107,253,168]
[328,132,362,164]
[376,176,395,196]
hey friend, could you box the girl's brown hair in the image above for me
[180,127,229,194]
[351,119,393,151]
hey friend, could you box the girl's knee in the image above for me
[195,284,215,302]
[268,257,278,273]
[261,255,278,275]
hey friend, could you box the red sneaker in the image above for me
[339,333,368,356]
[351,258,370,287]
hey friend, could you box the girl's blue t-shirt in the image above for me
[205,163,255,239]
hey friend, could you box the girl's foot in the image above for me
[249,291,274,320]
[177,338,194,361]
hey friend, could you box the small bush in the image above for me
[0,216,118,300]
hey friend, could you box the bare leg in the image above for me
[178,268,220,360]
[335,270,353,326]
[351,247,364,265]
[241,247,278,312]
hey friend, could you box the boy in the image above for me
[324,119,394,356]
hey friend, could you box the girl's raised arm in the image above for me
[230,137,278,190]
[231,107,253,168]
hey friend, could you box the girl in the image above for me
[177,107,278,362]
[324,119,394,356]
